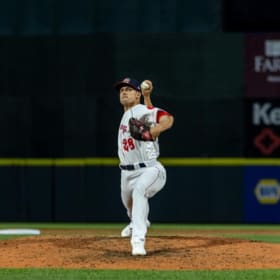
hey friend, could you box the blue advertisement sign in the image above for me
[244,166,280,223]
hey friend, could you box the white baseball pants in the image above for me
[120,161,166,243]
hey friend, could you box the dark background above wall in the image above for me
[0,33,244,158]
[223,0,280,32]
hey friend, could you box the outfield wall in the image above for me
[0,163,243,223]
[1,159,279,223]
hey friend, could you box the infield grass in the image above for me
[0,222,280,231]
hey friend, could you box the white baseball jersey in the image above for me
[118,104,167,165]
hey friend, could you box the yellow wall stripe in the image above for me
[0,158,279,166]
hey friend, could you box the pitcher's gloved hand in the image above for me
[129,117,154,141]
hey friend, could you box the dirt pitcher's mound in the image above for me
[0,230,280,270]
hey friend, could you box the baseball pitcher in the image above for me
[114,77,174,256]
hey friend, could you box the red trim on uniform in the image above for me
[156,110,172,123]
[147,106,154,109]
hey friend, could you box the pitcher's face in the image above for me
[119,86,141,109]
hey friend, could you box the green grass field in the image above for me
[0,223,279,280]
[0,268,280,280]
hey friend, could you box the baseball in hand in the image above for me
[141,81,150,90]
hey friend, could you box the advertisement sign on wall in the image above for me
[245,34,280,98]
[245,36,280,222]
[245,99,280,157]
[244,167,280,223]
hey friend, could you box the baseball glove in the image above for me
[129,117,154,141]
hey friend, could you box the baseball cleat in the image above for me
[121,220,151,238]
[131,242,147,256]
[121,224,132,237]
